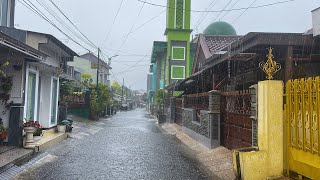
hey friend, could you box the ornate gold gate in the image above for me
[285,77,320,179]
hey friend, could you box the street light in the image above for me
[108,55,119,66]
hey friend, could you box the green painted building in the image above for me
[165,0,192,86]
[148,0,194,108]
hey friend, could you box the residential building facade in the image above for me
[68,53,111,86]
[165,0,192,86]
[0,27,78,130]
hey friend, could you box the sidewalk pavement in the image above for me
[160,123,236,180]
[0,147,33,173]
[0,128,68,173]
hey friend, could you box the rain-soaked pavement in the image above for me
[14,109,207,180]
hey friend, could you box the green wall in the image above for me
[165,0,192,86]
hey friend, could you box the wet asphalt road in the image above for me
[15,109,207,180]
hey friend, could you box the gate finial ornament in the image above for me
[259,47,281,80]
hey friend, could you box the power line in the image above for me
[114,54,149,74]
[110,69,121,83]
[19,0,92,52]
[213,0,234,22]
[193,0,219,33]
[233,0,258,23]
[117,54,151,57]
[34,0,95,50]
[138,0,296,13]
[48,0,97,49]
[101,10,165,56]
[219,0,241,21]
[117,1,145,51]
[102,0,125,46]
[113,60,149,63]
[127,10,166,36]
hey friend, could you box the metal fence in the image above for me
[285,77,320,179]
[185,92,209,122]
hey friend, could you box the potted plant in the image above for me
[22,120,41,146]
[0,118,8,142]
[65,118,73,133]
[33,127,43,142]
[57,120,70,133]
[0,126,8,141]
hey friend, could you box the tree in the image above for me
[81,73,93,89]
[88,83,112,118]
[155,89,167,113]
[111,81,122,95]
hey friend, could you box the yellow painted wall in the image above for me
[234,80,284,180]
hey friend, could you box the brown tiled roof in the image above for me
[204,35,241,54]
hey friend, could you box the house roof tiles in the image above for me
[204,35,241,55]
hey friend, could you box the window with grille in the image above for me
[172,46,185,60]
[175,0,184,29]
[171,66,185,79]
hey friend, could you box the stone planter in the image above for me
[33,136,42,142]
[24,127,36,147]
[57,125,66,133]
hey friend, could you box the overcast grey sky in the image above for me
[15,0,320,90]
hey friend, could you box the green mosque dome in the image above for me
[203,21,237,36]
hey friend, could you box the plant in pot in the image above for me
[57,120,70,133]
[22,119,41,147]
[33,127,43,142]
[65,118,73,133]
[0,125,8,142]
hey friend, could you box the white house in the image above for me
[0,27,78,129]
[68,52,111,86]
[0,31,46,146]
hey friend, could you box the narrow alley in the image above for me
[13,109,207,180]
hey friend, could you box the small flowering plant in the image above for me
[22,119,41,128]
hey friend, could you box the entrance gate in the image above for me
[285,77,320,179]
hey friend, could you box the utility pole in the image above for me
[121,78,124,102]
[96,48,100,93]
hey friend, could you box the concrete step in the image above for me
[34,132,67,152]
[42,128,56,138]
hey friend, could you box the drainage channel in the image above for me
[0,152,49,180]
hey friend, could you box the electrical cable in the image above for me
[34,0,96,50]
[213,0,234,22]
[114,54,149,75]
[117,1,145,51]
[232,0,258,23]
[48,0,97,49]
[19,0,92,52]
[138,0,296,13]
[219,0,241,21]
[102,0,125,46]
[127,10,166,36]
[193,0,220,32]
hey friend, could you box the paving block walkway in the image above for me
[161,123,236,180]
